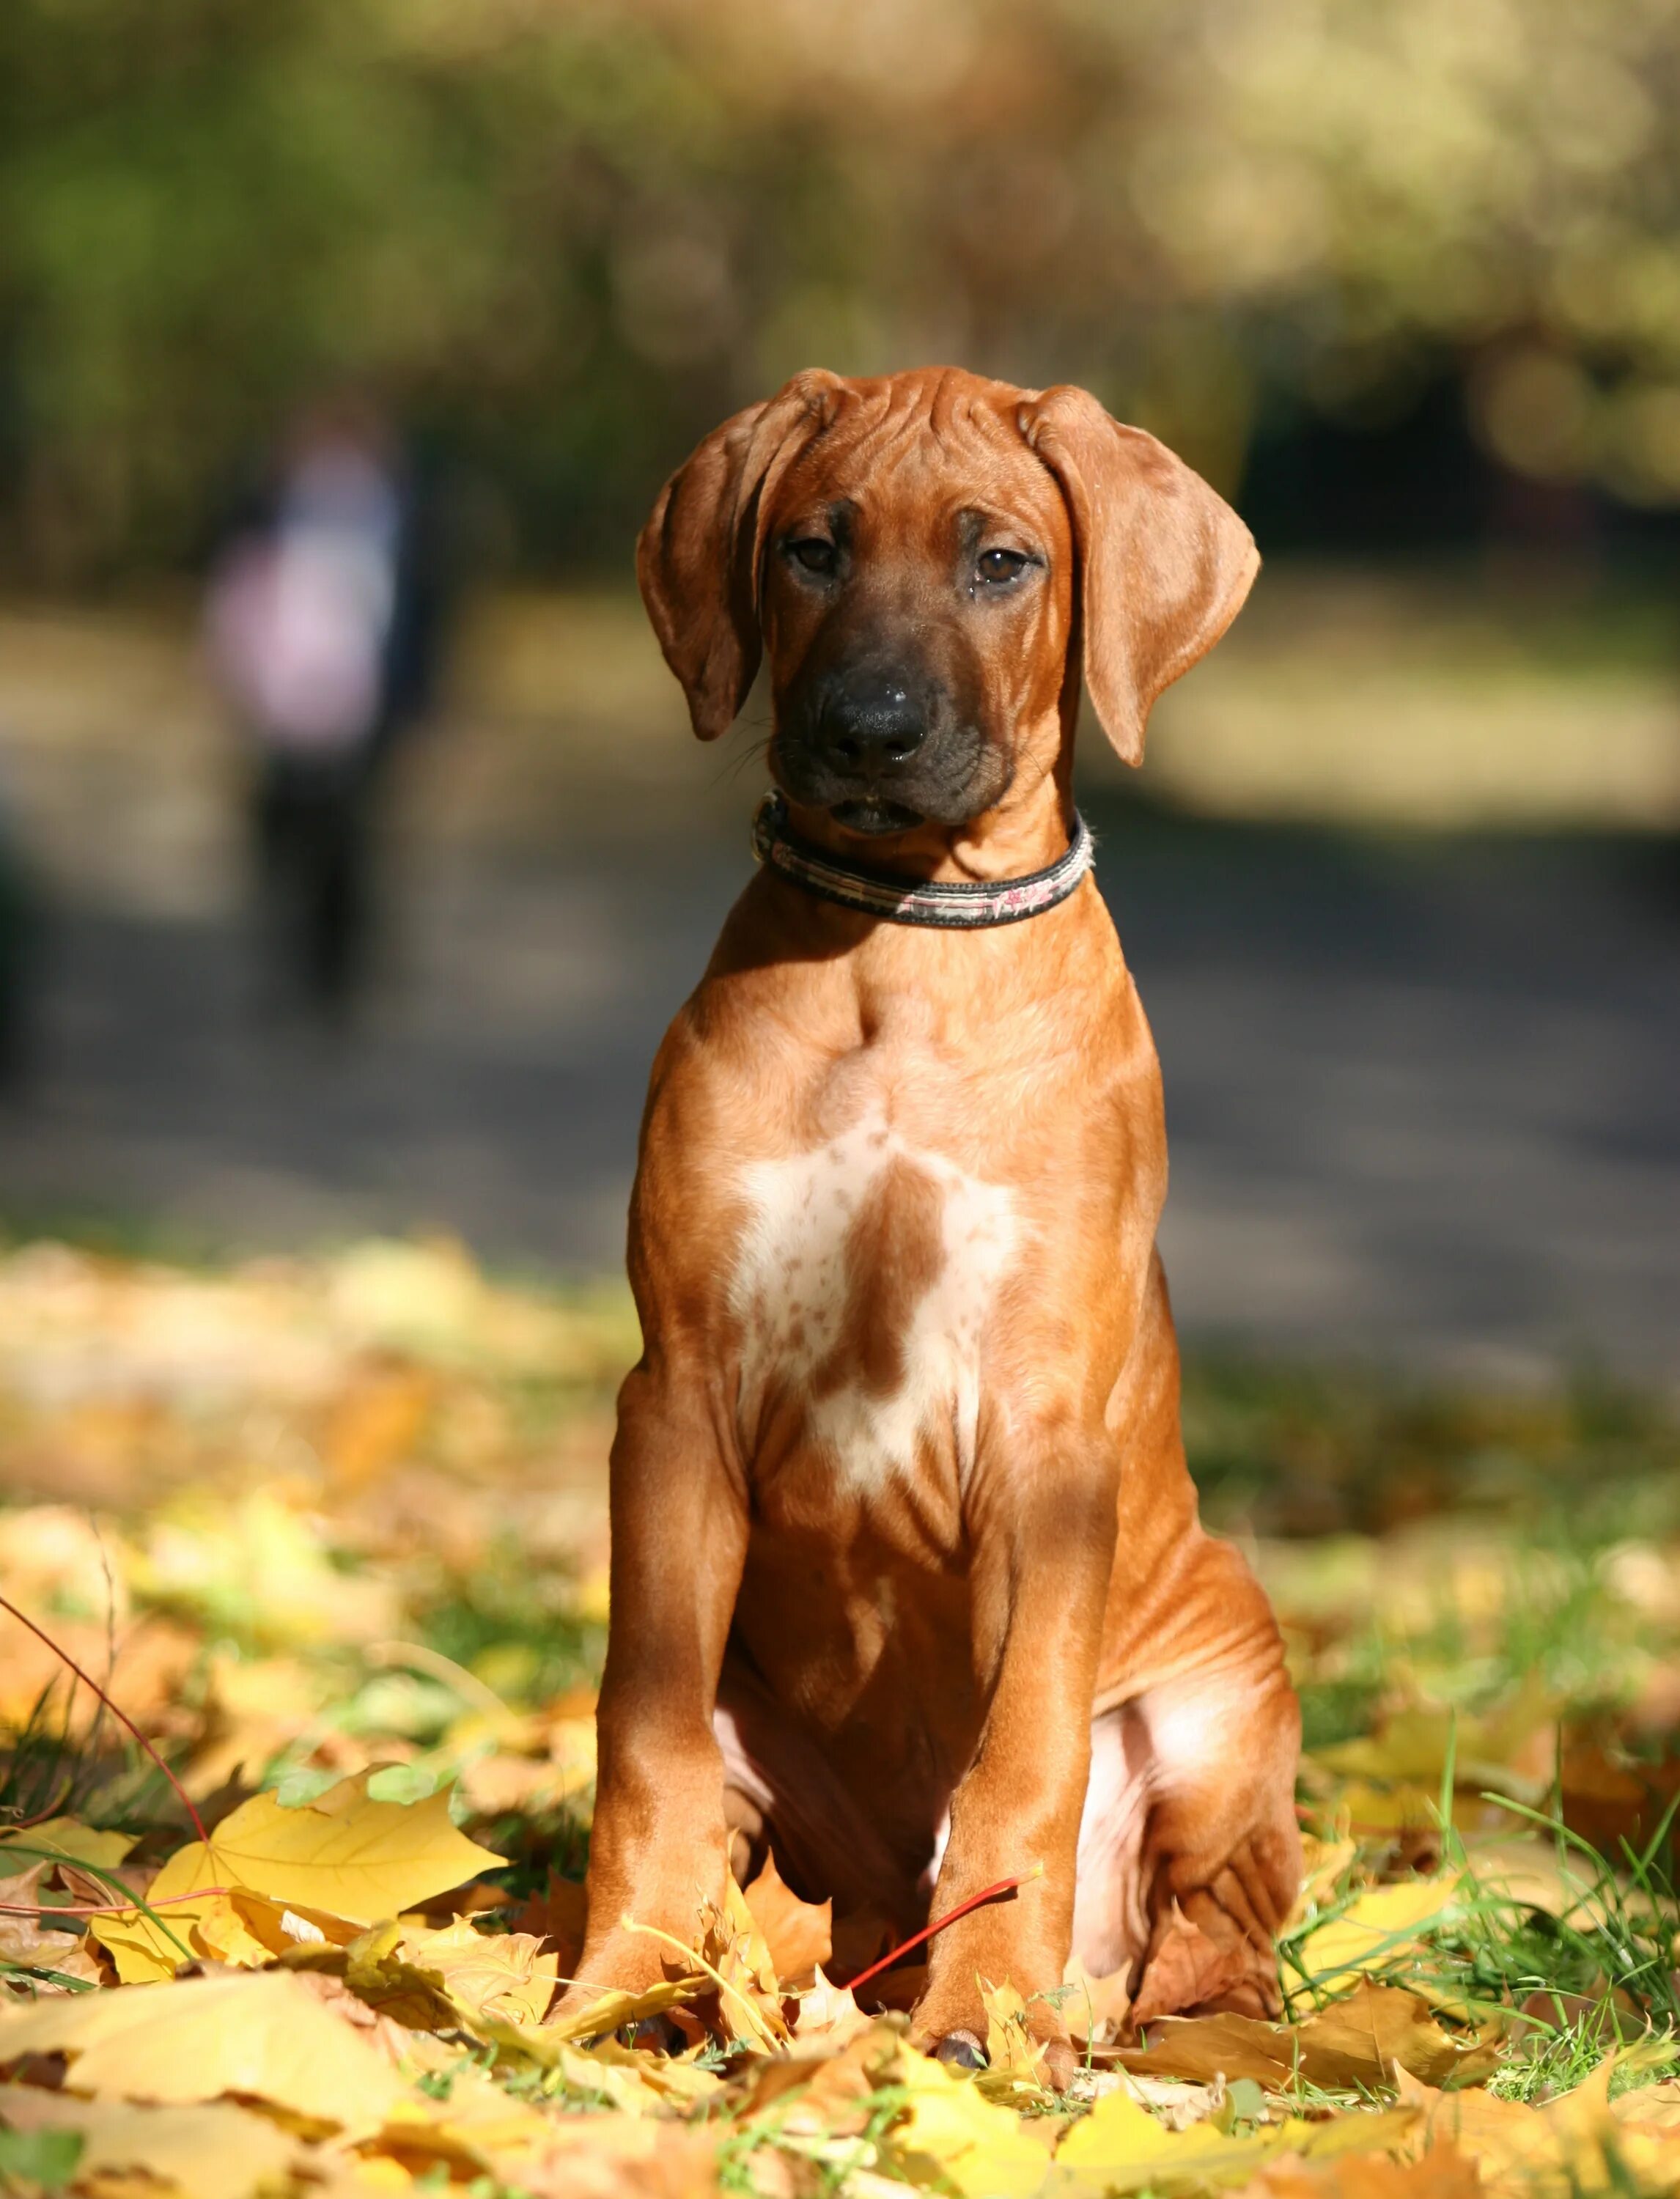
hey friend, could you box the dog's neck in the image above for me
[776,748,1078,891]
[754,792,1092,931]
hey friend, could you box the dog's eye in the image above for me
[788,538,837,575]
[976,548,1028,584]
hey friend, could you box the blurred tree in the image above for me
[3,0,1680,581]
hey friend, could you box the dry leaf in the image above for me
[1119,1982,1501,2091]
[1239,2141,1484,2196]
[1056,2088,1420,2195]
[0,1968,407,2136]
[0,2083,302,2199]
[1064,1956,1132,2047]
[1133,1904,1254,2023]
[1399,2060,1670,2192]
[528,1974,706,2049]
[1612,2077,1680,2133]
[1312,1684,1558,1801]
[0,1822,136,1874]
[693,1874,788,2049]
[1289,1880,1458,2005]
[742,1849,831,1987]
[980,1975,1051,2087]
[90,1769,502,1976]
[889,2040,1053,2198]
[397,1916,559,2027]
[89,1876,306,1984]
[789,1964,873,2049]
[1285,1836,1358,1930]
[508,1873,588,1973]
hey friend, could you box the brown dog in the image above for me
[559,367,1301,2075]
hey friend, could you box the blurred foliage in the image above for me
[7,0,1680,578]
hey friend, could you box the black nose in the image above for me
[818,675,926,774]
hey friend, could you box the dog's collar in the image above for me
[751,791,1094,929]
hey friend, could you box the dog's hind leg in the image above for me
[1080,1533,1302,2023]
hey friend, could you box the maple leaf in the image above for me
[888,2040,1053,2198]
[0,1822,136,1874]
[741,1849,831,1987]
[0,1864,101,1992]
[979,1975,1051,2088]
[1400,2058,1679,2194]
[89,1770,503,1978]
[1119,1980,1503,2091]
[516,1975,705,2051]
[1055,2086,1420,2194]
[1287,1879,1459,2005]
[507,1872,588,1972]
[789,1964,872,2049]
[0,1970,407,2137]
[1132,1902,1256,2025]
[397,1915,559,2028]
[0,2085,302,2199]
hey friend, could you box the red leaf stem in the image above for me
[844,1869,1036,1995]
[0,1888,235,1919]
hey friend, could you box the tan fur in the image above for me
[560,368,1301,2079]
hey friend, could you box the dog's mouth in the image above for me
[828,795,924,837]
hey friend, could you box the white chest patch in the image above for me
[729,1116,1017,1492]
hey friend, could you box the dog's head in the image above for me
[638,366,1257,841]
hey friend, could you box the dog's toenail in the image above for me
[933,2030,987,2070]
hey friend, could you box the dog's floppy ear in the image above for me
[637,372,842,740]
[1021,385,1259,767]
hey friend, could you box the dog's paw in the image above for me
[545,1927,676,2029]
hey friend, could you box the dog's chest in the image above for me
[729,1113,1017,1492]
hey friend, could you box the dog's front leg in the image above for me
[552,1358,748,2017]
[912,1427,1119,2085]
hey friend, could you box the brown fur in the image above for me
[557,367,1300,2079]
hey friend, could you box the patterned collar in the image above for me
[751,791,1094,929]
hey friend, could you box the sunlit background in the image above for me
[1,0,1677,1380]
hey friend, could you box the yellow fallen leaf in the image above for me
[397,1916,559,2028]
[92,1770,503,1974]
[1404,2062,1656,2192]
[1239,2140,1483,2196]
[0,2085,301,2199]
[0,1863,102,1986]
[372,2069,559,2176]
[1055,2091,1419,2194]
[0,1819,136,1873]
[1460,1834,1612,1929]
[1119,1981,1502,2090]
[548,2037,722,2113]
[981,1975,1051,2088]
[0,1968,406,2137]
[703,1871,787,2047]
[889,2041,1053,2199]
[1289,1880,1459,2005]
[1284,1835,1358,1931]
[743,1849,831,1986]
[518,1974,705,2051]
[790,1964,873,2048]
[1312,1681,1558,1800]
[1613,2077,1680,2133]
[1062,1956,1132,2047]
[89,1869,301,1984]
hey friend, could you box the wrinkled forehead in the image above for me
[768,379,1071,550]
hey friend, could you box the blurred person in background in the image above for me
[205,397,446,1024]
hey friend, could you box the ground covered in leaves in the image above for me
[0,1237,1678,2198]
